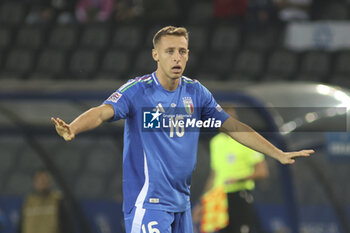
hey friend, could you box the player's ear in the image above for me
[152,49,159,62]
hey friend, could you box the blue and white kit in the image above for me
[103,72,229,232]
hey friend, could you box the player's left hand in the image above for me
[278,150,315,164]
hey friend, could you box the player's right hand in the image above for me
[51,117,75,141]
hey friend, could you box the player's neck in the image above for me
[155,70,180,91]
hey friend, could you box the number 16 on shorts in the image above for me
[142,221,160,233]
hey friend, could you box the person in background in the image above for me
[76,0,115,23]
[193,105,269,233]
[114,0,179,23]
[213,0,248,20]
[142,0,179,22]
[274,0,313,22]
[114,0,143,23]
[24,0,77,24]
[24,0,55,24]
[246,0,277,28]
[18,168,74,233]
[52,0,77,24]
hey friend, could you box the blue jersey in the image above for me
[103,72,229,213]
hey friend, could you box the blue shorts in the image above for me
[124,207,193,233]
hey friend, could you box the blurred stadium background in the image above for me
[0,0,350,233]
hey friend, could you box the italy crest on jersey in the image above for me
[182,97,194,115]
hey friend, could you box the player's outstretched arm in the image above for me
[221,116,315,164]
[51,104,114,141]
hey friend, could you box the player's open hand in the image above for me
[278,150,315,164]
[51,117,75,141]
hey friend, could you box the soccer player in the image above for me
[51,26,314,233]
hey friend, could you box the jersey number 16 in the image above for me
[169,115,185,138]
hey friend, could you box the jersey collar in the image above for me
[152,72,182,88]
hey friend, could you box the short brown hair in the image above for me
[153,26,189,48]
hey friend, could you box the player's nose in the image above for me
[173,51,181,61]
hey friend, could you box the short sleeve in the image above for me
[250,151,265,165]
[209,134,221,171]
[199,83,229,124]
[103,90,131,121]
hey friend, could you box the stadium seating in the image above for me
[80,24,110,50]
[69,49,99,79]
[0,26,12,50]
[144,24,164,48]
[334,51,350,76]
[298,51,331,82]
[316,2,349,20]
[75,173,107,199]
[244,28,279,51]
[3,173,33,196]
[17,146,45,174]
[201,51,234,76]
[185,50,200,75]
[187,1,213,25]
[0,1,348,84]
[187,26,209,52]
[134,48,156,74]
[1,0,350,204]
[232,49,265,80]
[266,49,299,80]
[4,48,35,75]
[211,26,241,52]
[300,51,331,76]
[0,137,21,176]
[35,49,66,75]
[0,2,25,26]
[101,49,131,75]
[15,25,45,49]
[112,25,143,50]
[48,25,78,50]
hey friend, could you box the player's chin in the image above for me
[170,71,183,79]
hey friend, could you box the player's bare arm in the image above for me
[51,104,114,141]
[221,116,315,164]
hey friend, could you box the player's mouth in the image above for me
[171,65,182,74]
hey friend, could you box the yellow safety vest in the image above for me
[210,133,264,193]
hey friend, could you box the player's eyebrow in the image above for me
[165,46,187,50]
